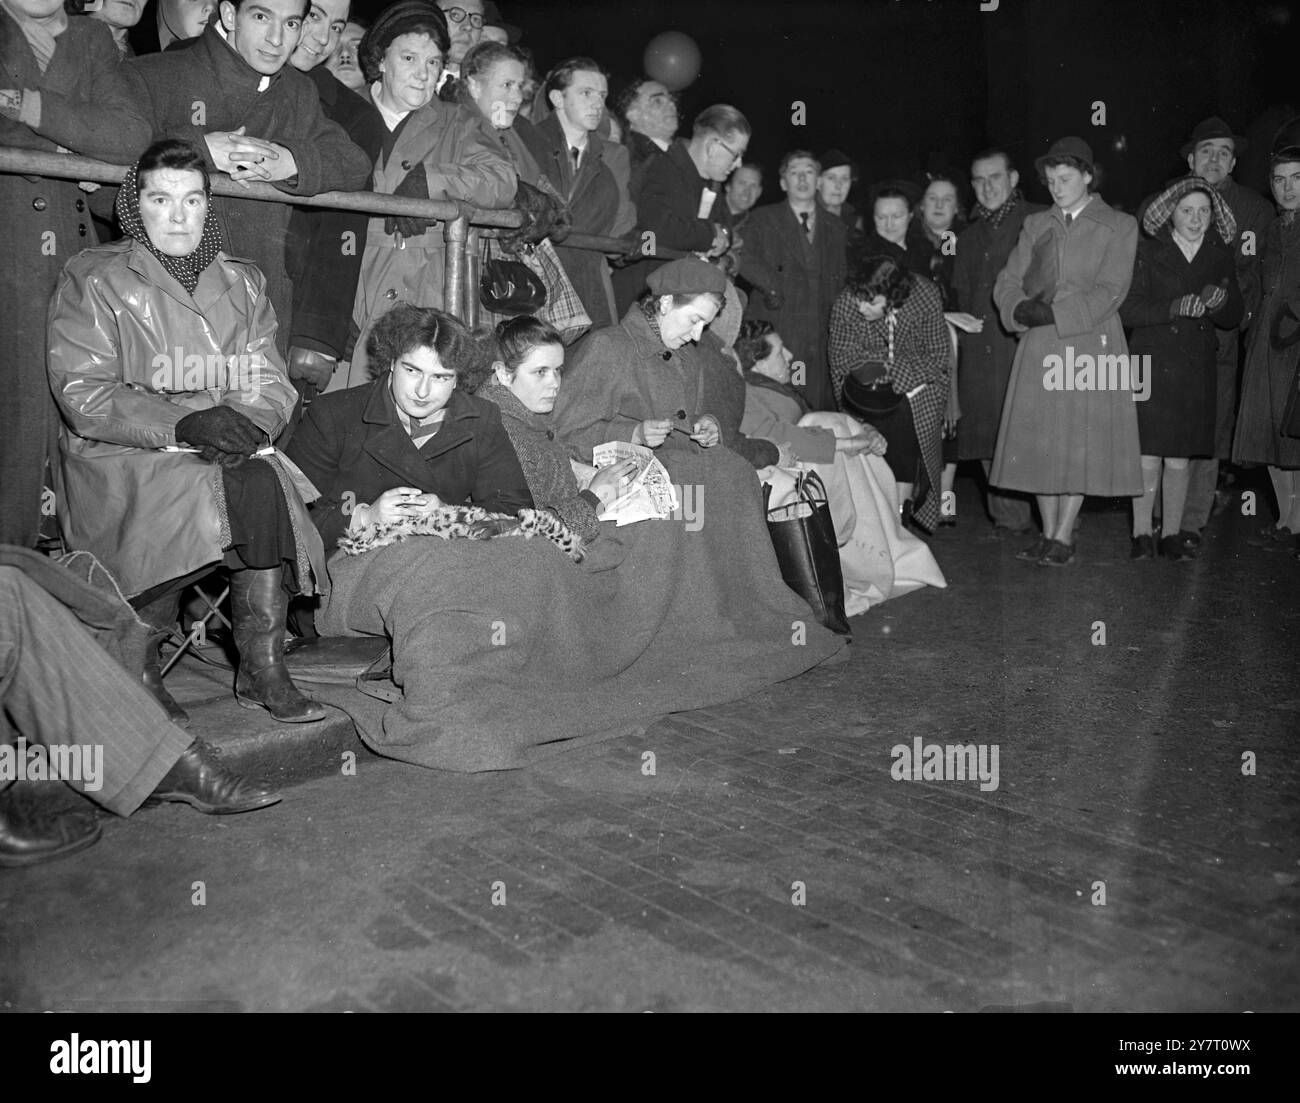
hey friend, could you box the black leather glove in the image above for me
[1013,296,1055,327]
[384,162,436,238]
[288,346,337,391]
[175,405,264,461]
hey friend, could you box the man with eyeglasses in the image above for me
[611,103,750,315]
[739,150,848,411]
[434,0,483,92]
[1136,116,1274,555]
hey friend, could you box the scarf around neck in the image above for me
[1,0,67,73]
[115,161,224,295]
[974,186,1023,230]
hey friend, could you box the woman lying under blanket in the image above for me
[286,294,843,772]
[736,320,947,613]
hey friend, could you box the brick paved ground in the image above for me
[1,476,1297,1012]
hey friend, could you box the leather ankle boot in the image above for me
[231,568,325,723]
[133,590,190,727]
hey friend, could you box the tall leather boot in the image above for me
[133,587,190,727]
[231,568,326,723]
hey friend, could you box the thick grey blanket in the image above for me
[318,447,844,771]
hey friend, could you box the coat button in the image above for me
[661,351,671,361]
[401,160,412,170]
[78,224,87,236]
[32,197,46,211]
[385,288,397,300]
[75,199,86,212]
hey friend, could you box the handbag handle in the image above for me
[764,469,829,519]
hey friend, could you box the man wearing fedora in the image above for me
[1149,117,1274,551]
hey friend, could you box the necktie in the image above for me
[570,147,581,170]
[1064,212,1074,227]
[800,211,813,242]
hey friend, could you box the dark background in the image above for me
[356,0,1300,209]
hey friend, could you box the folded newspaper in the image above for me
[573,441,679,526]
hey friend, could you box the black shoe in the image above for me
[1015,534,1051,561]
[231,569,327,724]
[1159,535,1196,562]
[1130,534,1156,560]
[0,798,101,868]
[147,740,282,815]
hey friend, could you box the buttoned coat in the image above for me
[45,238,318,598]
[285,379,534,554]
[518,113,634,329]
[990,196,1142,496]
[739,201,848,412]
[0,13,151,547]
[351,97,517,375]
[1120,228,1242,456]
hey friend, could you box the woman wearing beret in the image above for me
[991,137,1142,566]
[1120,176,1242,561]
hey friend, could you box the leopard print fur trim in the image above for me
[338,505,586,563]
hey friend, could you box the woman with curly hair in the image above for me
[286,302,533,556]
[829,254,950,531]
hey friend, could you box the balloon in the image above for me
[643,31,702,92]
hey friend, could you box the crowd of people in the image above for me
[2,0,1299,866]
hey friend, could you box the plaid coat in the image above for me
[828,276,950,530]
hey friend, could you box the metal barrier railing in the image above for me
[0,146,687,324]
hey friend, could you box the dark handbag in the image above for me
[763,471,851,639]
[479,237,547,316]
[841,359,906,418]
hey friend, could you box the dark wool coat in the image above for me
[120,25,373,353]
[612,137,717,315]
[517,113,635,329]
[1119,229,1242,457]
[951,200,1046,459]
[1233,214,1300,467]
[0,13,152,547]
[740,201,848,412]
[285,378,534,553]
[551,306,728,464]
[285,66,387,360]
[477,379,603,541]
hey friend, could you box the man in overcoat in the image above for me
[740,150,848,412]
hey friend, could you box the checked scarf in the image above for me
[974,187,1023,231]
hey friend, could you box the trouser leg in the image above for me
[0,567,191,816]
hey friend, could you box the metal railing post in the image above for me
[443,206,470,323]
[464,226,481,329]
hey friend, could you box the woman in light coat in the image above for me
[350,1,516,376]
[991,137,1141,566]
